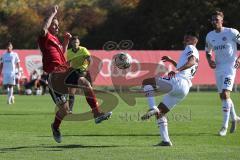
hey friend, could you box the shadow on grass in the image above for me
[38,134,159,138]
[0,113,52,116]
[0,144,121,153]
[38,132,217,138]
[0,146,34,152]
[44,144,121,149]
[171,132,216,137]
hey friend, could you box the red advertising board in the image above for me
[0,50,239,86]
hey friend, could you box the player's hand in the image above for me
[48,5,58,16]
[52,5,58,15]
[64,32,72,40]
[161,56,172,62]
[234,57,240,69]
[208,60,216,69]
[168,71,177,78]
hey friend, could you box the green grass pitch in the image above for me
[0,92,240,160]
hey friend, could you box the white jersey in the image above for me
[0,51,20,74]
[205,27,240,71]
[176,45,199,80]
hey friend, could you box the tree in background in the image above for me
[0,0,240,49]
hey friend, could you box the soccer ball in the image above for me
[113,52,132,69]
[25,89,32,95]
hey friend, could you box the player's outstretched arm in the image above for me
[161,56,177,67]
[40,5,58,37]
[177,55,197,72]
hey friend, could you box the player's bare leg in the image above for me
[68,88,76,114]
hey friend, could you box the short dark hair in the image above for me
[71,36,80,42]
[212,10,224,19]
[6,41,13,47]
[185,30,199,39]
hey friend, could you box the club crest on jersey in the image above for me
[222,37,227,41]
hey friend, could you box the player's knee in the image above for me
[143,85,154,92]
[158,102,170,114]
[220,90,230,100]
[142,78,155,87]
[58,105,68,116]
[78,77,90,87]
[142,79,147,86]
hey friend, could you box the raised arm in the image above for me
[177,55,198,72]
[40,5,58,37]
[161,56,177,67]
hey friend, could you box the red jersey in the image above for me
[38,32,66,73]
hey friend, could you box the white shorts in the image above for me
[3,73,16,85]
[215,69,236,93]
[155,75,191,110]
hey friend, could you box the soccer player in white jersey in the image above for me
[141,31,199,146]
[205,11,240,136]
[0,42,20,104]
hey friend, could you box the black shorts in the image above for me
[47,69,92,106]
[47,74,68,106]
[48,87,68,106]
[65,69,92,86]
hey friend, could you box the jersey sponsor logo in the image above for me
[214,44,226,50]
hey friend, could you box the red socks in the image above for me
[85,90,101,115]
[53,112,62,129]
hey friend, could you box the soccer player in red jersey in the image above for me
[38,5,112,143]
[38,5,71,143]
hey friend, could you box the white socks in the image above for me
[157,116,170,142]
[143,85,157,110]
[229,99,237,121]
[222,99,231,129]
[7,87,14,103]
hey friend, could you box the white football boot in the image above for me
[141,107,160,120]
[219,127,227,136]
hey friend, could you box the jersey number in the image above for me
[224,78,232,85]
[191,65,198,76]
